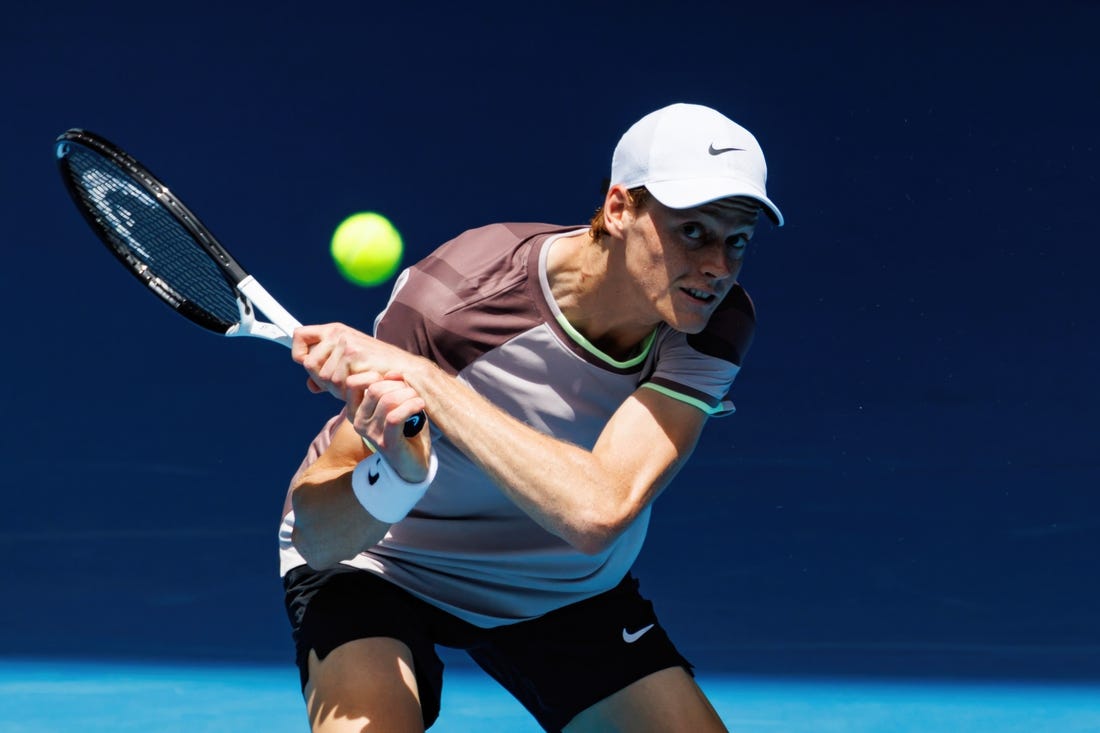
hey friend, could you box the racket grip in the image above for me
[403,410,427,437]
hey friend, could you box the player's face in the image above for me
[625,196,760,333]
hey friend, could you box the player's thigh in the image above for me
[304,637,424,733]
[563,666,727,733]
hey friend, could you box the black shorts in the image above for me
[283,564,694,732]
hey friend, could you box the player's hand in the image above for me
[291,323,420,401]
[346,372,432,483]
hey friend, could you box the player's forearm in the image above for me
[408,364,643,553]
[290,470,390,569]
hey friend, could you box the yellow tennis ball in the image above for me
[330,212,404,287]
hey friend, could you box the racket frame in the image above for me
[55,128,301,345]
[55,128,425,437]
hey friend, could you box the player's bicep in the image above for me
[592,386,709,507]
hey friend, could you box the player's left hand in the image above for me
[345,372,432,482]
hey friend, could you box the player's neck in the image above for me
[546,231,657,360]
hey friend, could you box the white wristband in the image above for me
[350,449,438,524]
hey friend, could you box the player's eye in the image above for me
[726,234,750,259]
[681,222,705,241]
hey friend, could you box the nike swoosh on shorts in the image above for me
[622,624,655,643]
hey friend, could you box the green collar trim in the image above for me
[554,312,656,369]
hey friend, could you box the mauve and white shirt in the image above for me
[279,222,754,628]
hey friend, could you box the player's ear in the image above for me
[603,184,631,238]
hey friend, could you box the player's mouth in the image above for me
[681,287,717,304]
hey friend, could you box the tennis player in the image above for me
[281,103,783,732]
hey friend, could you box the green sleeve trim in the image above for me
[640,382,723,415]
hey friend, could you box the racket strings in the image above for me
[62,147,241,328]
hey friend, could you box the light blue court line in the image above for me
[703,677,1100,733]
[2,659,1099,732]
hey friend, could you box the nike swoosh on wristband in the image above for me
[708,143,744,155]
[622,624,655,643]
[367,458,381,486]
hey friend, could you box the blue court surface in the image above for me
[2,658,1098,732]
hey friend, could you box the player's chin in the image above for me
[665,311,710,334]
[668,292,717,332]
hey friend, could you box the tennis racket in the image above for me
[55,128,426,437]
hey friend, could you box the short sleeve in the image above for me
[642,285,756,416]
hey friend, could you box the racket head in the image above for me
[55,128,249,335]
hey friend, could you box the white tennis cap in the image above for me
[611,103,784,226]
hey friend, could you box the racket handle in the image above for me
[404,411,427,437]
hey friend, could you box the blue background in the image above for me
[2,0,1097,684]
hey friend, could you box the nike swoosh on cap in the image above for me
[708,143,744,155]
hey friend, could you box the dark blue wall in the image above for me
[2,1,1097,681]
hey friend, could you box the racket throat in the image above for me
[227,276,303,348]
